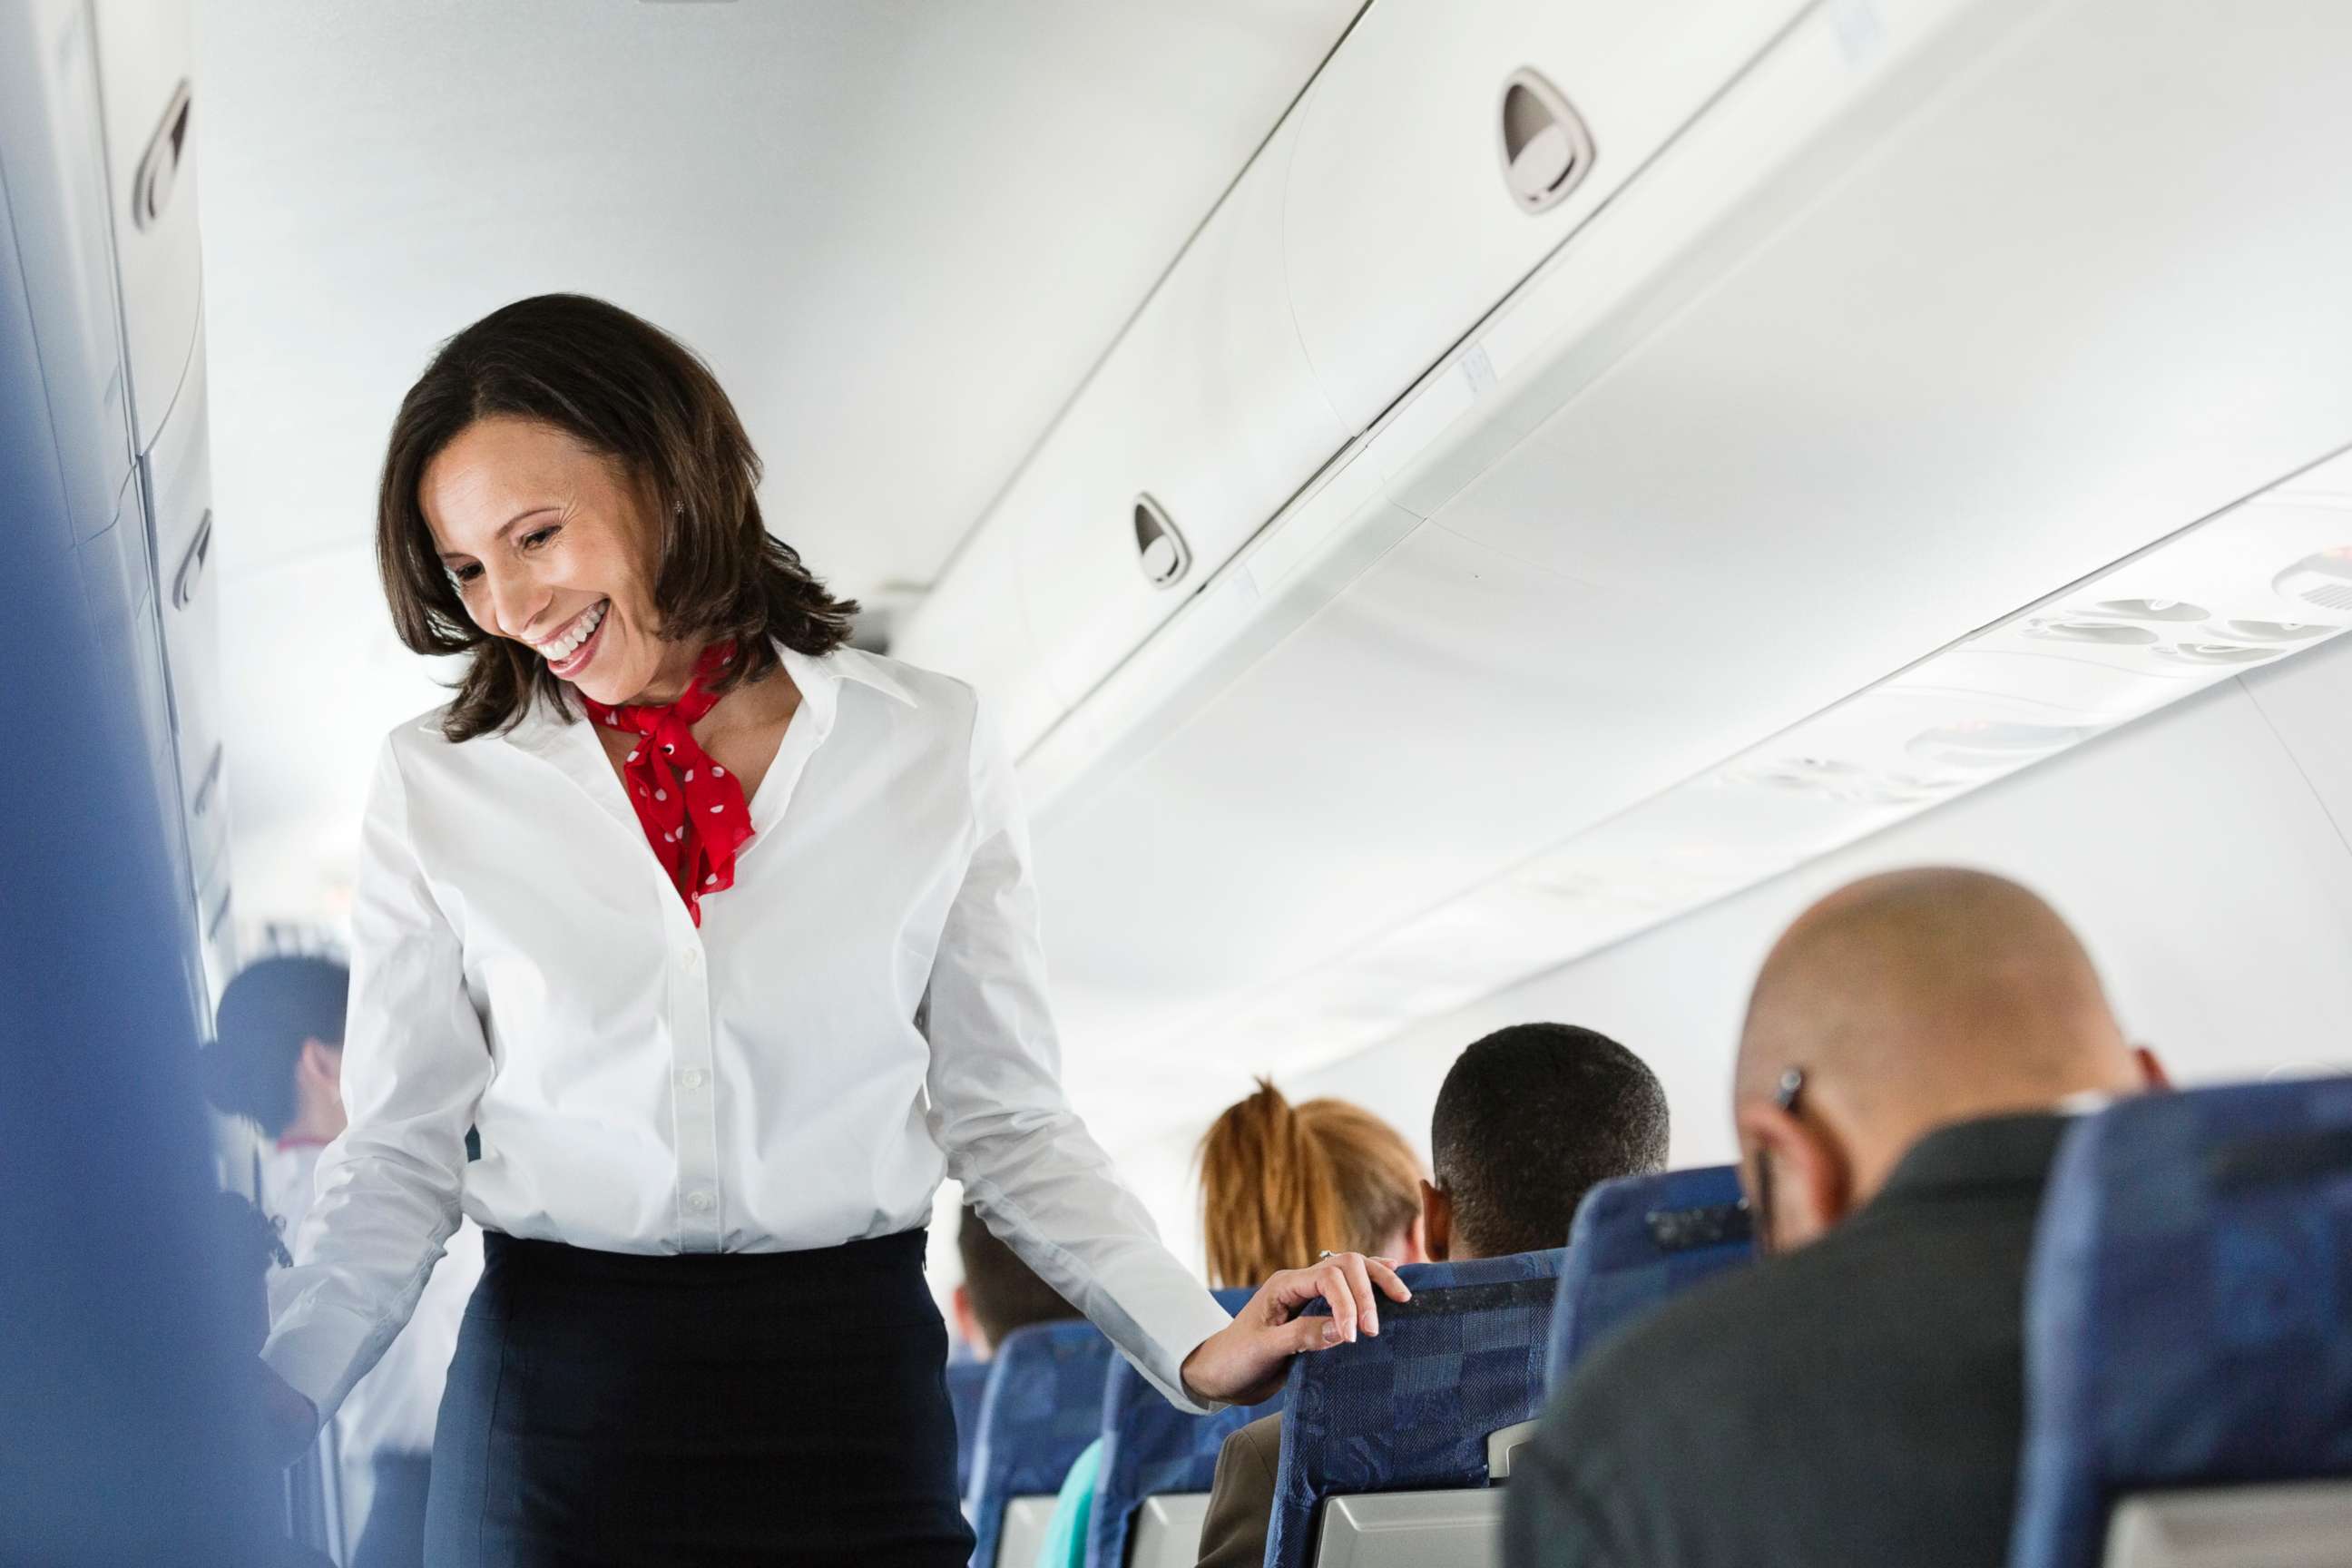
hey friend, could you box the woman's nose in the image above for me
[485,567,549,642]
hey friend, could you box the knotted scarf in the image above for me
[581,641,754,926]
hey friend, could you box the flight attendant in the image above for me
[255,293,1405,1567]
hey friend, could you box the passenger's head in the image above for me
[952,1205,1078,1357]
[1424,1024,1670,1261]
[1196,1081,1427,1289]
[376,294,858,739]
[1736,867,2165,1253]
[200,956,350,1140]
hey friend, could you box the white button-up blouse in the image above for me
[263,644,1230,1421]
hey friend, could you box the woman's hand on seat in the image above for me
[1177,1251,1411,1406]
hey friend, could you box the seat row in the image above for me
[955,1076,2352,1568]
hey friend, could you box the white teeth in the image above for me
[539,601,607,662]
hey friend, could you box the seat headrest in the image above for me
[966,1320,1113,1568]
[1264,1249,1567,1568]
[1089,1286,1270,1568]
[1547,1164,1755,1389]
[2010,1077,2352,1568]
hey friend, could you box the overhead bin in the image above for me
[91,0,202,452]
[0,0,138,542]
[1280,0,1810,432]
[144,338,225,888]
[1000,113,1350,718]
[897,0,1815,753]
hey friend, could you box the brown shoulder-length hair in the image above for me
[377,293,858,741]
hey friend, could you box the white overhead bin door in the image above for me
[1281,0,1813,432]
[91,0,202,453]
[1005,113,1350,718]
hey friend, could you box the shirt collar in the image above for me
[489,640,914,754]
[1869,1112,2074,1209]
[773,642,917,728]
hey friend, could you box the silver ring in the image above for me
[1318,1250,1338,1260]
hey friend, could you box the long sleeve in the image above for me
[260,734,492,1421]
[924,692,1232,1413]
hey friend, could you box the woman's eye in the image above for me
[449,564,482,586]
[521,525,559,550]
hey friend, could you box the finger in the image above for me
[1366,1256,1413,1304]
[1293,1307,1346,1355]
[1338,1251,1380,1337]
[1320,1260,1359,1343]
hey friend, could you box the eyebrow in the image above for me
[436,505,562,564]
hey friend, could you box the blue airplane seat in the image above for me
[1085,1286,1264,1568]
[2009,1078,2352,1568]
[1264,1250,1566,1568]
[1545,1164,1755,1389]
[966,1319,1116,1568]
[946,1355,994,1501]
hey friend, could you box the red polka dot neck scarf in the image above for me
[581,641,754,926]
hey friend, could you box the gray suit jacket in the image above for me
[1195,1411,1283,1568]
[1504,1112,2073,1568]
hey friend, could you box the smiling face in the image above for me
[422,415,701,707]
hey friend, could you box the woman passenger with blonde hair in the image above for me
[1033,1080,1426,1567]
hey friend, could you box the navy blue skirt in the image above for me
[425,1229,973,1567]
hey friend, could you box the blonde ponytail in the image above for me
[1196,1080,1423,1289]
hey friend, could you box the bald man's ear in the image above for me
[1736,1099,1853,1255]
[2132,1046,2171,1093]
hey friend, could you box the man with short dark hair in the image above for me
[951,1202,1079,1356]
[1194,1024,1669,1568]
[1423,1023,1671,1262]
[1505,867,2169,1568]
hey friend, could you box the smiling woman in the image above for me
[374,294,858,740]
[256,294,1406,1567]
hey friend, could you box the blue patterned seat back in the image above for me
[1085,1287,1264,1568]
[1265,1250,1567,1568]
[966,1320,1115,1568]
[1545,1164,1755,1390]
[2009,1078,2352,1568]
[946,1356,993,1500]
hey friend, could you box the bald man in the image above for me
[1504,868,2165,1568]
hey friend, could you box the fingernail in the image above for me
[1348,1324,1358,1344]
[1367,1312,1379,1336]
[1323,1321,1341,1345]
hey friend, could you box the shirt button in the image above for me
[678,1068,708,1090]
[685,1190,715,1213]
[679,948,702,975]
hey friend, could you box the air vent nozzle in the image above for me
[1133,495,1191,589]
[2083,597,2208,622]
[1498,69,1594,215]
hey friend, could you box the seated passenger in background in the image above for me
[1197,1027,1670,1568]
[1035,1082,1427,1568]
[1506,867,2168,1568]
[202,956,483,1568]
[951,1200,1080,1358]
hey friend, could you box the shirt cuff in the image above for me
[260,1301,380,1426]
[1129,1284,1240,1416]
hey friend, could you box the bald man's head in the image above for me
[1738,868,2145,1203]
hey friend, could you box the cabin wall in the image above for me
[1102,633,2352,1276]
